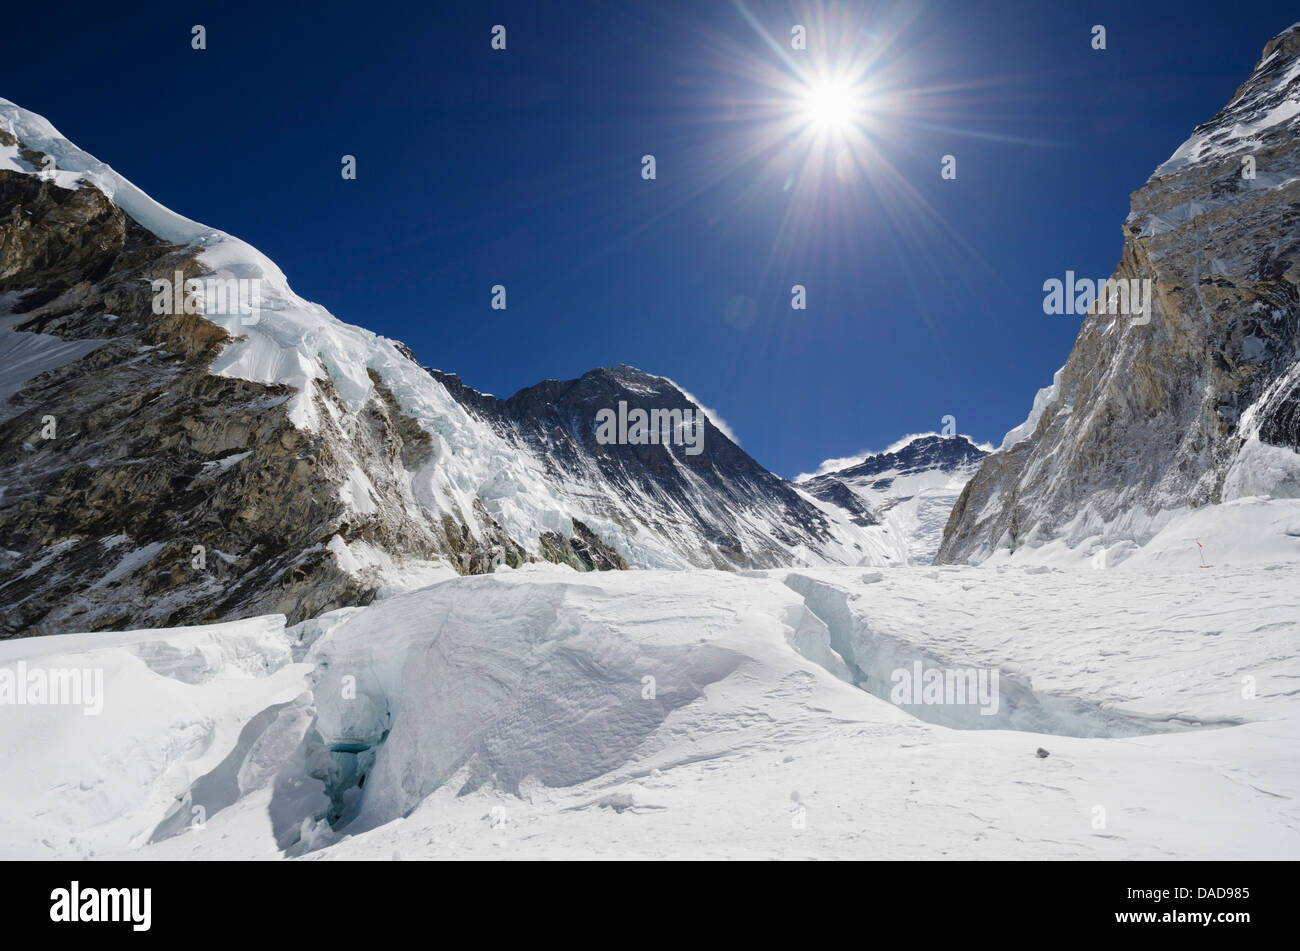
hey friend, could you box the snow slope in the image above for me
[799,434,991,564]
[4,503,1297,860]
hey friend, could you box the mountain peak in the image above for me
[939,31,1300,564]
[797,433,991,564]
[420,364,906,570]
[800,432,991,484]
[1260,22,1300,64]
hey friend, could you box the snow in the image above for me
[792,485,913,564]
[0,303,105,415]
[1223,356,1300,501]
[796,431,994,482]
[325,535,458,596]
[975,495,1300,570]
[91,542,165,590]
[795,435,992,564]
[338,466,379,515]
[196,451,252,477]
[1223,437,1300,500]
[4,500,1297,860]
[803,462,979,565]
[0,614,306,859]
[1001,366,1063,450]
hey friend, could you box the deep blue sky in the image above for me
[2,1,1293,477]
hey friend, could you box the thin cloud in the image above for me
[663,378,740,446]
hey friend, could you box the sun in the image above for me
[797,75,868,134]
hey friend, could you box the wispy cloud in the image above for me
[663,378,740,446]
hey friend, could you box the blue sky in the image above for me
[2,0,1293,477]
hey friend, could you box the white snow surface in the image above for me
[3,506,1297,860]
[871,467,981,565]
[813,462,984,566]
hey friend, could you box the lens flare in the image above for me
[799,76,866,132]
[632,0,1041,343]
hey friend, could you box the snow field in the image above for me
[3,541,1296,860]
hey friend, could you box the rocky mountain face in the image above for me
[0,99,892,637]
[801,434,990,563]
[428,365,897,570]
[0,128,549,637]
[937,24,1300,565]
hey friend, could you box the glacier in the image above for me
[3,503,1297,860]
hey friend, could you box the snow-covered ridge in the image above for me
[796,431,994,482]
[1000,366,1064,451]
[798,434,991,564]
[0,97,899,580]
[6,100,471,424]
[0,98,699,566]
[1153,23,1300,178]
[1,98,436,434]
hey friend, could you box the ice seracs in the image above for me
[4,537,1298,860]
